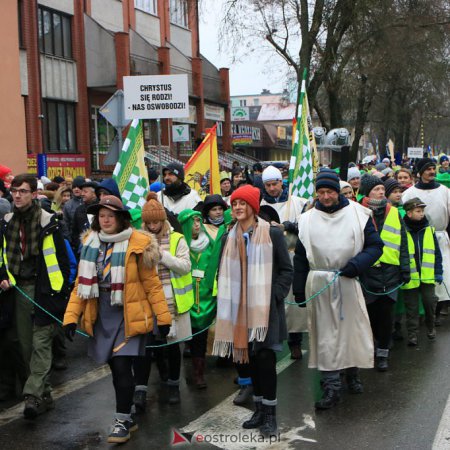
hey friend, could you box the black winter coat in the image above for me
[359,205,410,302]
[220,224,293,350]
[0,209,71,327]
[71,200,98,255]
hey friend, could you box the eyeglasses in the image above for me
[11,188,32,195]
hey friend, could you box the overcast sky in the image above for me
[198,0,285,97]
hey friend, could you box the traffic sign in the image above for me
[99,90,131,128]
[123,74,189,120]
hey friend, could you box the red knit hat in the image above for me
[230,185,261,214]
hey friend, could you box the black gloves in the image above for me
[401,273,411,285]
[64,323,77,342]
[295,295,306,308]
[158,324,171,338]
[339,262,358,278]
[282,221,298,234]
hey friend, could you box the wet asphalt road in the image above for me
[1,317,450,450]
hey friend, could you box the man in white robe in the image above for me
[294,170,384,410]
[260,166,307,359]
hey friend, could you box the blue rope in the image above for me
[284,271,341,306]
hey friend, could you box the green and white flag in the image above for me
[113,119,149,209]
[289,71,314,201]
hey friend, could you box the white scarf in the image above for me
[189,231,210,253]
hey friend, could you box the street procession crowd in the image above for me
[0,153,449,444]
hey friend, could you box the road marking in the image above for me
[181,352,316,449]
[0,365,110,427]
[433,393,450,450]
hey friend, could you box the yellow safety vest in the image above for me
[374,206,401,266]
[1,237,16,286]
[42,234,64,292]
[402,227,436,290]
[169,232,194,314]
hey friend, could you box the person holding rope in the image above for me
[63,195,171,444]
[0,173,71,418]
[213,185,293,437]
[178,208,222,389]
[358,175,410,371]
[132,193,194,408]
[293,170,384,410]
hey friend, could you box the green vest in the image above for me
[169,232,194,314]
[402,227,436,290]
[374,206,401,266]
[42,234,64,291]
[1,236,16,285]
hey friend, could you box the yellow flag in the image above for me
[184,125,221,199]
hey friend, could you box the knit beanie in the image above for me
[230,185,261,214]
[439,155,449,164]
[384,178,401,198]
[262,165,282,183]
[360,174,384,197]
[315,170,340,193]
[375,163,386,172]
[163,162,185,181]
[416,157,436,175]
[141,192,167,223]
[72,176,86,188]
[381,167,394,176]
[339,180,352,190]
[347,167,361,182]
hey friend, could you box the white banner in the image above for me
[123,74,189,119]
[407,147,424,158]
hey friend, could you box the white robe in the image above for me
[157,189,201,215]
[261,196,309,333]
[298,202,374,371]
[402,185,450,301]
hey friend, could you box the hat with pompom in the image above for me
[141,192,167,223]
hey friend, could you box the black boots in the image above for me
[315,389,341,410]
[346,373,364,394]
[259,404,277,438]
[375,348,389,372]
[192,357,207,389]
[233,385,253,406]
[242,400,264,428]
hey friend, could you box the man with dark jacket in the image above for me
[0,173,70,417]
[157,163,201,215]
[62,175,85,240]
[71,181,98,256]
[358,174,410,372]
[294,171,384,410]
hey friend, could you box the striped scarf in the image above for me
[213,218,273,363]
[156,233,176,316]
[77,228,132,306]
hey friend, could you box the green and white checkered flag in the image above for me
[113,119,149,209]
[289,71,314,201]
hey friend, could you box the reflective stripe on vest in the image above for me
[169,232,194,314]
[1,237,16,285]
[402,227,435,290]
[374,206,401,266]
[42,234,64,291]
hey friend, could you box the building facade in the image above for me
[3,0,230,177]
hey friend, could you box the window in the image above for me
[253,98,259,106]
[239,99,247,107]
[43,101,76,152]
[38,6,72,58]
[135,0,157,15]
[170,0,188,28]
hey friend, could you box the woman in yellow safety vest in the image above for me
[133,192,194,408]
[359,175,411,372]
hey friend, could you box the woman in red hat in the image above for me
[213,185,293,438]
